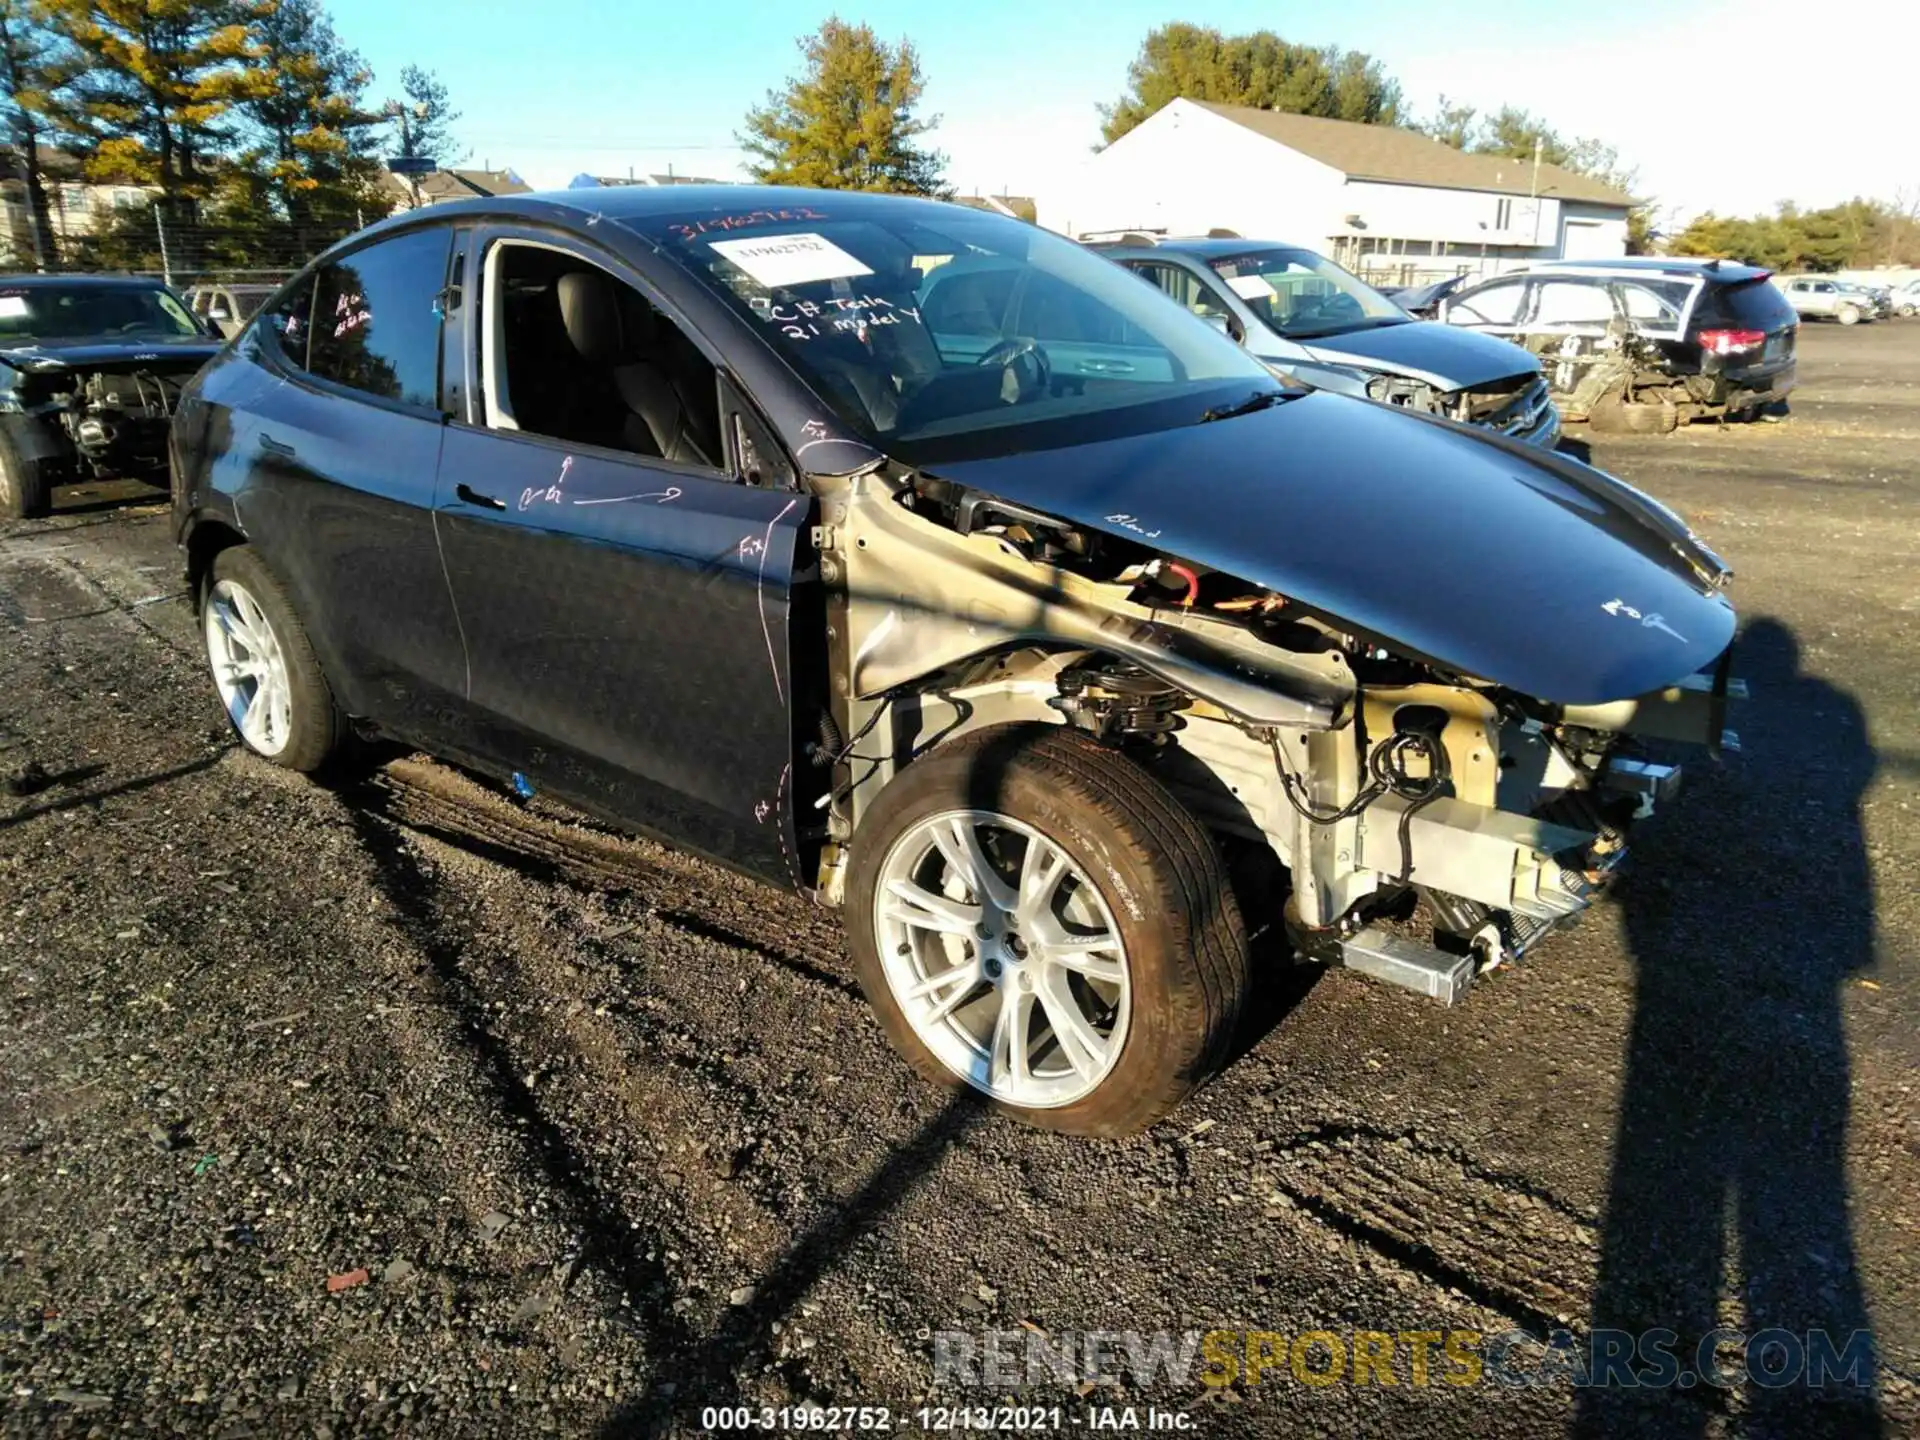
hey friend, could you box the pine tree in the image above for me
[740,18,946,195]
[237,0,385,242]
[0,0,59,267]
[36,0,264,226]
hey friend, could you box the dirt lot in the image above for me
[2,320,1917,1438]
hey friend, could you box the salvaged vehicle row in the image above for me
[171,187,1743,1134]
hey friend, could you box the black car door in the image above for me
[432,227,811,884]
[235,224,472,748]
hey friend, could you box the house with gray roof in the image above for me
[1039,98,1635,285]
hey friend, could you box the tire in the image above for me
[1837,304,1860,326]
[1588,392,1678,435]
[0,438,52,520]
[847,724,1250,1137]
[200,545,342,771]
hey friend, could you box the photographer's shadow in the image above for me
[1579,618,1882,1437]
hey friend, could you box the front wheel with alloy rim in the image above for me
[847,725,1250,1137]
[201,546,342,771]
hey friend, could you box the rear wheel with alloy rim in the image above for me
[848,725,1250,1136]
[201,546,341,771]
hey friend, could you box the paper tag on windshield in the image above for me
[709,233,872,288]
[0,296,28,318]
[1226,274,1276,300]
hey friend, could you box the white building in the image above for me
[1039,99,1635,286]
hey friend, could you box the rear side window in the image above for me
[307,227,452,408]
[1696,278,1797,331]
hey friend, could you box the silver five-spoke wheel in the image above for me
[875,809,1130,1109]
[204,577,294,757]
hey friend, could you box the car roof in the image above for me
[346,184,1002,243]
[305,184,1046,277]
[1525,257,1772,284]
[0,272,172,289]
[1085,236,1307,260]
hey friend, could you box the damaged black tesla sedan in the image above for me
[169,187,1742,1136]
[0,274,223,518]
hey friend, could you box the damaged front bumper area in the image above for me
[0,359,200,481]
[1368,371,1560,447]
[813,461,1741,1007]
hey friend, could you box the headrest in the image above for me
[557,270,622,363]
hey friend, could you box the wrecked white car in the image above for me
[172,188,1742,1137]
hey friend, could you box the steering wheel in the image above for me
[976,337,1051,404]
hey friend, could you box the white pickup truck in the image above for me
[1775,275,1875,325]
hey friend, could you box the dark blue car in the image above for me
[171,186,1741,1135]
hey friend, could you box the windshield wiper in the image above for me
[1200,388,1293,423]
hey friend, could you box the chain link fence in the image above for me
[3,200,378,292]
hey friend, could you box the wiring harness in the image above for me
[1266,725,1452,885]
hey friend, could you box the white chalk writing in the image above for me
[519,454,574,511]
[1106,512,1163,540]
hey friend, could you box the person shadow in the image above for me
[1578,617,1883,1437]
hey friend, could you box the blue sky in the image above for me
[325,0,1914,225]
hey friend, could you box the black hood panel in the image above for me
[0,336,222,370]
[926,392,1734,705]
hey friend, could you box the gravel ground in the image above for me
[2,321,1916,1439]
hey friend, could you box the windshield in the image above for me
[0,283,202,343]
[633,203,1279,460]
[1205,247,1409,340]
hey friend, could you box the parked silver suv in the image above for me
[1775,276,1875,325]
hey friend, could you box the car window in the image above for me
[1698,278,1797,331]
[1447,278,1527,326]
[1206,246,1406,339]
[0,282,202,342]
[307,227,451,408]
[1617,281,1689,331]
[1530,280,1616,328]
[634,205,1273,461]
[1016,269,1154,346]
[480,240,723,470]
[919,264,1016,337]
[1129,262,1233,321]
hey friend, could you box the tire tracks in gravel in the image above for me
[339,768,947,1419]
[1261,1118,1599,1339]
[363,756,856,1001]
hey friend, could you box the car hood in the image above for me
[0,335,223,371]
[1297,319,1539,391]
[924,391,1734,705]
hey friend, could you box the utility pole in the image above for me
[154,206,173,287]
[385,100,431,207]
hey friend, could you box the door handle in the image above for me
[456,482,506,511]
[259,433,296,459]
[1076,359,1135,374]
